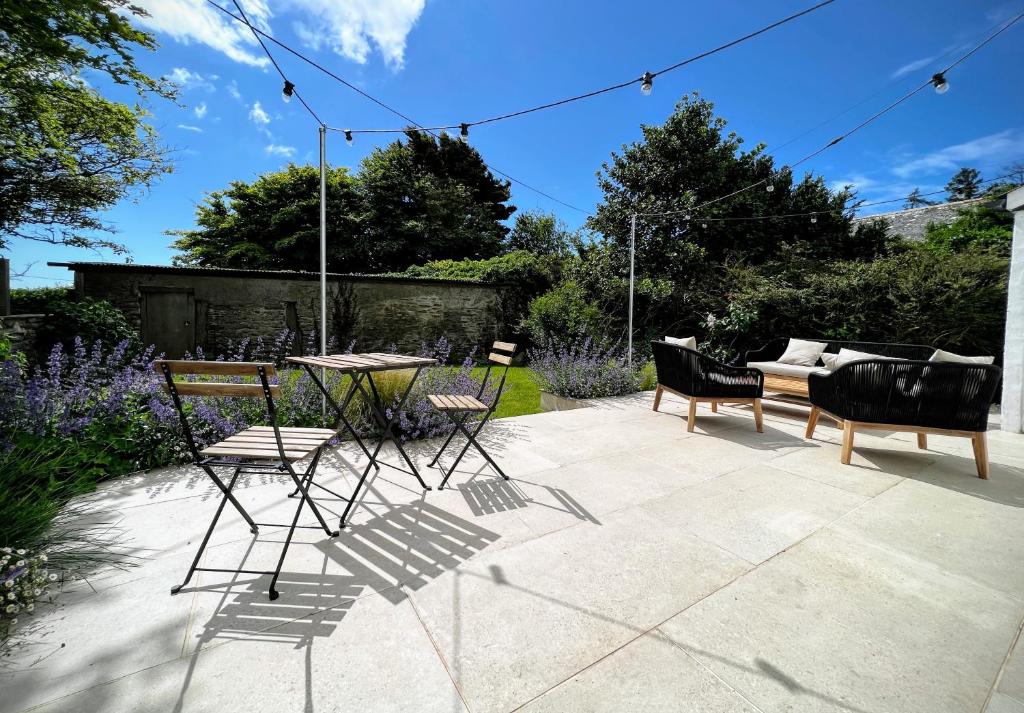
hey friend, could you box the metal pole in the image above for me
[319,125,327,419]
[628,213,636,367]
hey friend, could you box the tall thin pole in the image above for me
[319,125,327,418]
[628,212,636,367]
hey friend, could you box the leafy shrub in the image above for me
[921,206,1013,257]
[707,246,1009,358]
[523,280,607,348]
[528,339,645,399]
[10,287,138,357]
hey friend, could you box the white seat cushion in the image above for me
[747,361,830,379]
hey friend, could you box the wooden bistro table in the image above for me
[285,352,437,527]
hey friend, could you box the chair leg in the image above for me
[652,385,663,412]
[972,432,989,479]
[752,399,763,433]
[686,399,697,433]
[805,406,820,439]
[439,412,503,489]
[429,415,464,466]
[711,401,718,413]
[840,421,855,465]
[172,467,247,595]
[916,433,928,450]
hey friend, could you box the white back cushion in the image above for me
[665,336,697,351]
[777,338,827,366]
[929,348,995,365]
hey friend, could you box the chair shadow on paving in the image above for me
[458,477,601,524]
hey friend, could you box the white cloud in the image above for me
[227,80,242,101]
[265,144,296,157]
[891,56,935,79]
[193,101,208,119]
[166,66,216,91]
[288,0,425,69]
[892,130,1024,177]
[828,174,880,193]
[177,124,204,133]
[249,101,270,126]
[131,0,271,68]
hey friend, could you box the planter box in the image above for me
[540,391,591,412]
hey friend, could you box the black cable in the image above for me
[211,0,836,134]
[207,0,592,214]
[675,9,1024,218]
[230,0,323,127]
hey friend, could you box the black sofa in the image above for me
[651,340,765,433]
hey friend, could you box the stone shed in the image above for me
[49,262,509,359]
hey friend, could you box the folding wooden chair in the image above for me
[155,360,339,601]
[427,342,516,489]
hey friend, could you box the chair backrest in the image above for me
[154,360,282,461]
[479,341,517,408]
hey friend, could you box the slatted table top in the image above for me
[285,352,438,373]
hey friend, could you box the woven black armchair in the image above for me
[651,340,765,433]
[806,359,1002,478]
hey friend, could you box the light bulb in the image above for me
[701,222,707,228]
[282,80,294,103]
[344,130,353,146]
[765,183,775,193]
[640,72,654,96]
[810,215,818,224]
[931,73,949,94]
[460,123,469,143]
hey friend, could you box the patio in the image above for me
[3,392,1024,713]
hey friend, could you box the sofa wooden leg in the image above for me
[972,432,989,479]
[840,421,854,465]
[752,399,763,433]
[805,406,820,439]
[711,401,718,413]
[686,399,697,433]
[653,385,663,412]
[916,433,927,450]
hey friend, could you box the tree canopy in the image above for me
[0,0,173,253]
[944,167,983,202]
[172,131,515,273]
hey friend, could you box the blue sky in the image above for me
[10,0,1024,288]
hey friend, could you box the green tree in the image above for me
[169,164,365,271]
[904,188,935,208]
[358,130,515,271]
[0,0,173,252]
[944,167,983,202]
[506,209,576,256]
[922,206,1013,256]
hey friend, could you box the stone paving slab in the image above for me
[3,392,1023,713]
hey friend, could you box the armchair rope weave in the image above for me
[652,341,764,399]
[808,360,1001,432]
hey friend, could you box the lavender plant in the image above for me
[528,338,645,399]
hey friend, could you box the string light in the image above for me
[931,72,949,94]
[460,123,470,142]
[282,80,295,102]
[640,72,655,96]
[765,183,775,193]
[810,214,818,223]
[344,130,353,145]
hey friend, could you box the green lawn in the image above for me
[474,366,542,419]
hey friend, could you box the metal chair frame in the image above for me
[157,360,339,601]
[428,343,516,489]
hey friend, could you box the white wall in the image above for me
[1002,187,1024,433]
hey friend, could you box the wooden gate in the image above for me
[141,287,195,357]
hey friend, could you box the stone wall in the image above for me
[852,196,997,242]
[55,264,507,359]
[0,314,47,362]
